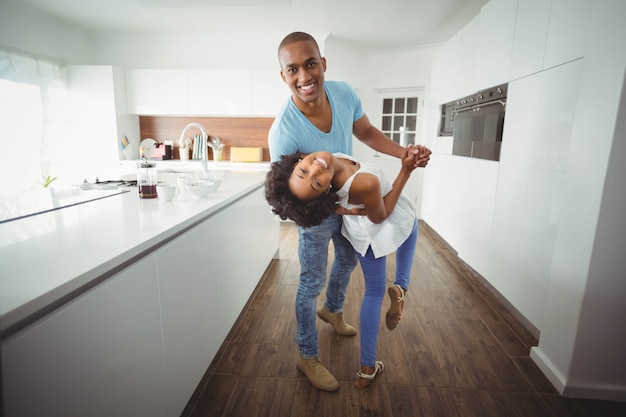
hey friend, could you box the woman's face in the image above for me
[289,151,334,201]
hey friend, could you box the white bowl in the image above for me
[187,182,217,198]
[156,184,179,201]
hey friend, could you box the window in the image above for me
[376,88,424,150]
[0,49,68,195]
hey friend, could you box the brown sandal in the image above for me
[354,361,384,389]
[386,285,405,330]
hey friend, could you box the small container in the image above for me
[137,161,158,198]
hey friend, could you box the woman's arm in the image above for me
[350,148,417,224]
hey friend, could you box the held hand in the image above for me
[400,146,419,173]
[336,206,367,216]
[408,144,431,168]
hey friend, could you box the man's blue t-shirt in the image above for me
[268,80,364,162]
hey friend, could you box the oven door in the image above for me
[452,107,475,157]
[471,100,505,161]
[452,100,505,161]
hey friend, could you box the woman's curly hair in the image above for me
[265,153,339,227]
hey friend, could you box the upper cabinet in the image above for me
[188,69,253,115]
[473,0,517,90]
[543,0,592,69]
[510,0,592,81]
[126,68,288,117]
[126,69,188,115]
[252,69,290,116]
[510,0,551,80]
[431,0,516,103]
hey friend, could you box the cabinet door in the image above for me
[510,0,551,80]
[157,218,222,416]
[188,69,253,115]
[474,0,517,89]
[543,0,592,69]
[2,255,166,417]
[156,187,279,416]
[431,29,462,103]
[252,69,290,116]
[126,69,189,114]
[216,187,280,335]
[489,60,583,329]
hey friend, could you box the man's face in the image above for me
[278,40,327,106]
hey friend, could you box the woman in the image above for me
[265,147,421,388]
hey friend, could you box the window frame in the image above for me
[373,87,424,159]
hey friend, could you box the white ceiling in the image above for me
[15,0,488,52]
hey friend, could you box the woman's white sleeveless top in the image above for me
[334,153,417,258]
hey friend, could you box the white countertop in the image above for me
[0,169,269,335]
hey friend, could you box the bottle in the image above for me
[137,161,158,198]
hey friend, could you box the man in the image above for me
[268,31,430,391]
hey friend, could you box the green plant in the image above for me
[41,175,57,188]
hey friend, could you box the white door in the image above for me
[356,88,426,211]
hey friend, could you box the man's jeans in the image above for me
[296,214,357,358]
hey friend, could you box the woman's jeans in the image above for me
[357,219,418,367]
[296,214,357,358]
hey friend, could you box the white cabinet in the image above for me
[188,69,253,115]
[216,187,280,334]
[510,0,551,80]
[156,219,222,416]
[489,59,583,329]
[2,255,167,417]
[126,68,287,116]
[474,0,517,89]
[253,69,290,116]
[1,185,279,417]
[126,69,189,114]
[152,186,279,416]
[543,0,592,69]
[431,29,462,103]
[459,15,480,96]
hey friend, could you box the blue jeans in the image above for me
[357,219,418,367]
[296,214,357,358]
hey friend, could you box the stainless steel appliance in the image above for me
[452,83,507,161]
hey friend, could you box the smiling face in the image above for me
[288,151,334,201]
[278,40,327,107]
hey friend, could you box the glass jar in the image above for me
[137,161,158,199]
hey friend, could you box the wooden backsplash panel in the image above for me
[139,116,274,161]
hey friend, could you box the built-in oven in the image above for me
[452,83,507,161]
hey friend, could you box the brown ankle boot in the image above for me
[297,356,340,391]
[317,307,357,336]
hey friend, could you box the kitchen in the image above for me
[1,0,626,416]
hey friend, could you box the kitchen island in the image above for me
[0,167,280,417]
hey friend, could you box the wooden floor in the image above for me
[185,221,626,417]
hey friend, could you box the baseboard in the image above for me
[531,346,626,402]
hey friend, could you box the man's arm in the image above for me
[352,114,432,168]
[352,114,406,158]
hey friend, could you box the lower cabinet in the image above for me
[2,255,168,417]
[157,187,279,416]
[1,187,279,417]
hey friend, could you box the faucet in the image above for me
[179,122,209,172]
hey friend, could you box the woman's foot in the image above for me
[354,361,384,389]
[386,285,406,330]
